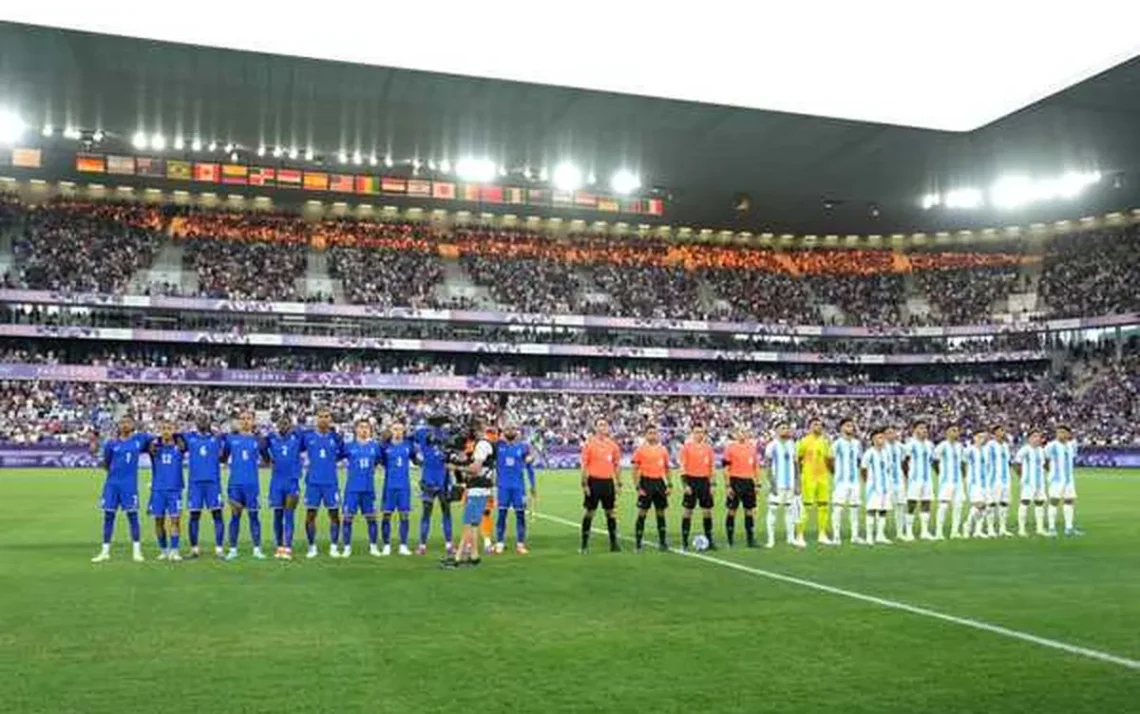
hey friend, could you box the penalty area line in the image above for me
[534,511,1140,673]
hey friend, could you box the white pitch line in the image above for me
[535,511,1140,672]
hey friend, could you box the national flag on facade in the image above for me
[432,181,456,199]
[221,164,248,185]
[165,159,191,180]
[107,155,135,175]
[248,167,276,186]
[355,175,377,194]
[381,176,407,193]
[277,168,302,186]
[479,186,503,203]
[329,174,354,192]
[303,172,329,190]
[77,154,107,173]
[192,163,220,182]
[407,179,431,197]
[506,187,525,204]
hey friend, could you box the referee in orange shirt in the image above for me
[579,417,623,553]
[679,424,717,551]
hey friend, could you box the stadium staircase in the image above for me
[1005,260,1044,317]
[128,241,196,295]
[302,250,343,303]
[901,271,935,324]
[435,257,494,308]
[0,209,18,279]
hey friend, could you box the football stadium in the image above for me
[1,9,1139,713]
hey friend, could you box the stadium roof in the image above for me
[1,20,1140,234]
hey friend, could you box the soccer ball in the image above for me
[691,534,710,552]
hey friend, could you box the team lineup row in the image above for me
[87,411,1081,563]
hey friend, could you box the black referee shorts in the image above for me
[681,476,714,510]
[636,478,669,511]
[725,477,758,511]
[583,477,616,511]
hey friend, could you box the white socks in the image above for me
[849,506,860,541]
[831,505,843,542]
[1063,503,1074,531]
[767,505,778,543]
[1047,505,1058,532]
[919,511,931,536]
[936,502,949,536]
[784,509,798,543]
[1034,505,1046,532]
[894,505,907,537]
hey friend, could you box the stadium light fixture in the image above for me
[610,169,641,195]
[552,162,583,191]
[206,140,217,152]
[337,150,348,164]
[131,130,148,150]
[920,193,941,210]
[224,142,235,153]
[272,146,283,158]
[384,155,394,168]
[64,126,82,140]
[455,157,497,183]
[499,165,508,177]
[352,150,363,165]
[191,138,202,152]
[304,148,315,161]
[257,145,266,157]
[173,136,185,151]
[41,124,53,137]
[368,154,377,166]
[990,176,1035,209]
[0,111,26,145]
[150,133,166,151]
[427,159,437,171]
[92,130,105,143]
[944,188,984,209]
[587,171,597,185]
[538,167,549,182]
[440,158,452,173]
[288,147,299,160]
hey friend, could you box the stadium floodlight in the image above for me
[427,159,437,171]
[610,169,641,195]
[337,150,348,164]
[190,138,202,152]
[41,124,53,137]
[455,157,497,183]
[440,158,452,173]
[288,147,298,160]
[352,150,362,165]
[205,140,215,152]
[990,175,1035,209]
[499,165,508,177]
[587,171,597,185]
[384,155,394,168]
[552,162,583,191]
[224,142,235,153]
[0,111,26,145]
[173,136,185,151]
[538,166,549,182]
[92,130,105,143]
[944,188,983,209]
[272,146,283,158]
[304,148,314,161]
[257,145,266,157]
[368,154,377,166]
[920,193,941,210]
[64,126,82,140]
[131,130,148,150]
[150,133,166,151]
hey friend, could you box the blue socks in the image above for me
[102,511,116,544]
[342,518,354,547]
[157,529,168,551]
[496,508,508,543]
[305,517,316,546]
[367,519,378,545]
[188,512,200,546]
[329,514,340,547]
[228,514,240,548]
[516,510,527,544]
[398,517,409,545]
[442,505,453,543]
[382,517,392,545]
[211,510,224,547]
[283,510,295,548]
[249,512,261,548]
[273,509,284,547]
[126,511,141,542]
[170,533,180,551]
[419,503,433,544]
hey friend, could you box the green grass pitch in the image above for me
[1,467,1138,713]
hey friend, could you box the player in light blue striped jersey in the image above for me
[885,427,908,539]
[903,421,935,541]
[860,427,892,545]
[933,424,965,540]
[1045,425,1081,536]
[985,425,1014,537]
[963,431,991,538]
[764,422,803,549]
[1014,430,1049,537]
[828,418,863,545]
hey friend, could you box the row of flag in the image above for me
[73,153,664,215]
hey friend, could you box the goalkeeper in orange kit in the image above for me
[797,418,833,544]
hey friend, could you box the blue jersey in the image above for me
[263,431,303,484]
[223,433,261,487]
[831,437,862,486]
[965,444,988,490]
[102,433,152,488]
[1045,440,1078,485]
[381,438,415,491]
[861,447,889,494]
[342,439,383,492]
[497,441,529,488]
[934,440,963,487]
[764,438,797,490]
[887,441,906,487]
[182,431,223,484]
[905,438,935,484]
[150,438,185,492]
[301,430,343,486]
[985,439,1012,488]
[414,426,449,487]
[1015,445,1047,489]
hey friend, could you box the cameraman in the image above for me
[444,418,496,568]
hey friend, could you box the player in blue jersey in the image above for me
[182,414,227,558]
[340,419,384,558]
[414,421,454,555]
[1014,429,1049,536]
[301,408,344,559]
[986,425,1014,537]
[902,421,936,541]
[262,414,303,559]
[860,427,892,545]
[147,419,185,561]
[221,411,266,560]
[1045,425,1081,536]
[91,415,151,563]
[884,426,908,539]
[933,424,965,540]
[828,418,863,545]
[963,430,991,538]
[494,425,533,555]
[379,421,418,556]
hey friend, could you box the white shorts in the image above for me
[990,482,1010,504]
[1020,481,1046,502]
[1048,481,1076,500]
[831,481,861,506]
[768,488,797,507]
[967,485,989,505]
[907,479,933,502]
[865,490,890,512]
[938,481,963,504]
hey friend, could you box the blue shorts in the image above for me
[497,484,527,511]
[463,493,490,525]
[188,481,224,511]
[227,483,260,510]
[269,479,300,509]
[343,490,377,516]
[148,489,182,517]
[420,483,449,504]
[304,483,341,510]
[100,482,140,512]
[381,488,411,514]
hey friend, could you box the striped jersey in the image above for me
[934,440,964,489]
[905,438,935,484]
[1044,440,1077,485]
[1015,445,1047,490]
[860,447,890,494]
[886,441,906,488]
[964,444,988,490]
[831,437,862,486]
[765,438,797,490]
[985,439,1012,488]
